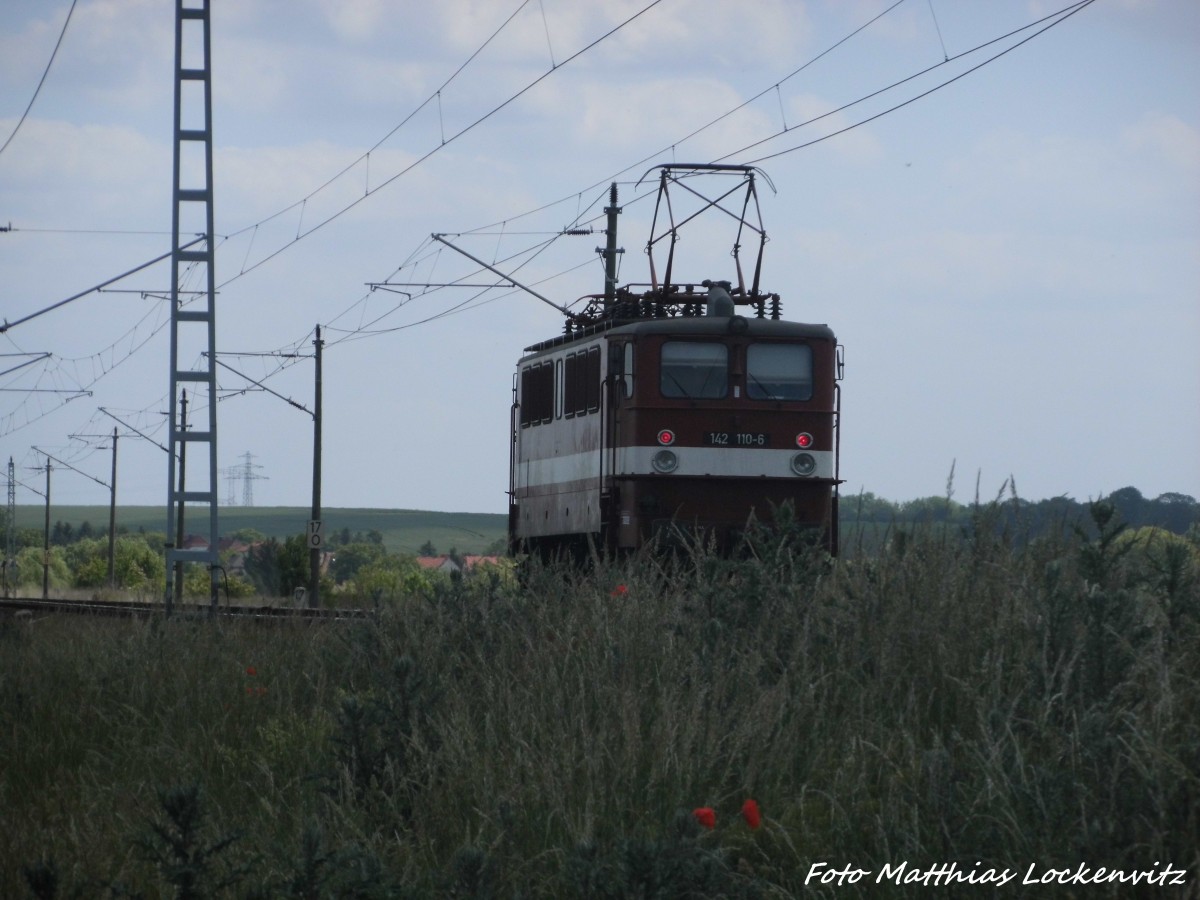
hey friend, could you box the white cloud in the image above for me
[422,0,809,77]
[1,0,1196,508]
[569,77,775,160]
[0,6,68,80]
[314,0,392,43]
[0,118,169,223]
[1122,112,1200,178]
[935,116,1199,243]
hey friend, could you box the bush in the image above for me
[10,546,70,591]
[69,535,165,591]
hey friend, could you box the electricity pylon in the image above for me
[236,451,268,507]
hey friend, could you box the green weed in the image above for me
[2,497,1197,897]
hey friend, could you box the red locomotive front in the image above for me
[603,315,840,553]
[508,165,843,560]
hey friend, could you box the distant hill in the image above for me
[10,487,1195,558]
[9,506,508,556]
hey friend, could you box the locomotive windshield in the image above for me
[659,340,814,401]
[746,343,813,401]
[661,342,728,399]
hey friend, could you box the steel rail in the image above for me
[0,596,369,621]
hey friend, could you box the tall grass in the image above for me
[1,501,1197,897]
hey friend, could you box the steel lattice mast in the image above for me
[4,457,14,597]
[164,0,219,612]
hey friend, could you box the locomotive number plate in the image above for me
[705,432,770,447]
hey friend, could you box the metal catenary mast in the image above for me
[4,457,14,597]
[164,0,219,611]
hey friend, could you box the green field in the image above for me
[10,505,508,555]
[1,506,1196,896]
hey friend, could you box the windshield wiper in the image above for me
[748,372,776,400]
[663,369,693,398]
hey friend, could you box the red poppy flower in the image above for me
[692,807,716,830]
[245,666,257,677]
[741,799,762,830]
[611,584,629,597]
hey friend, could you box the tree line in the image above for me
[2,485,1193,598]
[846,485,1196,540]
[0,523,483,602]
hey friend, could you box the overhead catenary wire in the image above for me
[1,0,612,436]
[727,0,1100,166]
[321,191,613,343]
[12,0,1102,478]
[223,0,536,245]
[315,0,911,264]
[7,0,868,428]
[1,236,205,334]
[1,353,51,379]
[408,0,1085,246]
[33,0,1087,388]
[313,0,1099,356]
[927,0,950,62]
[1,259,204,437]
[0,0,79,158]
[6,227,182,236]
[316,213,604,347]
[216,0,665,288]
[315,178,634,346]
[323,255,601,345]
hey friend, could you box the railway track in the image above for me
[0,596,370,621]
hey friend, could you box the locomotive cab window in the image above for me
[608,342,635,399]
[519,361,554,426]
[661,342,727,399]
[623,342,634,398]
[746,343,813,401]
[554,359,563,419]
[564,346,601,417]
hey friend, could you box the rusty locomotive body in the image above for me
[508,165,843,558]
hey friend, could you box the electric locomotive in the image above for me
[509,164,843,558]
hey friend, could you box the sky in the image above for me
[1,0,1197,517]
